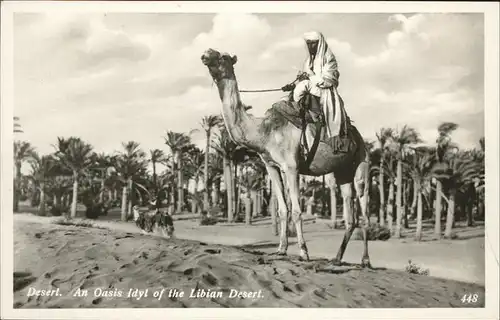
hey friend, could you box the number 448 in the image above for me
[461,293,479,304]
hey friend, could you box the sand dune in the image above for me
[14,220,485,308]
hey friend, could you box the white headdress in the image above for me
[302,31,334,77]
[303,31,321,41]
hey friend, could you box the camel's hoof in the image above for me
[361,259,372,269]
[330,258,342,266]
[299,253,310,262]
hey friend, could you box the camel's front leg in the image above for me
[266,164,289,255]
[284,167,309,261]
[332,183,356,265]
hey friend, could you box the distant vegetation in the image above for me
[14,114,484,241]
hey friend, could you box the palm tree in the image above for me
[381,151,398,232]
[90,152,113,204]
[148,149,166,208]
[434,122,459,238]
[113,141,148,221]
[208,152,224,208]
[53,137,94,218]
[407,151,435,241]
[184,147,204,214]
[164,131,192,213]
[434,152,480,239]
[13,141,35,212]
[201,115,222,211]
[27,152,57,215]
[149,149,165,187]
[392,125,422,238]
[212,127,237,221]
[375,128,394,227]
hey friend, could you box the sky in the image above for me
[13,12,484,163]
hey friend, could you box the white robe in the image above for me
[296,32,347,138]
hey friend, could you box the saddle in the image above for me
[271,92,356,168]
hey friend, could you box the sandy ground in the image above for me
[13,214,485,308]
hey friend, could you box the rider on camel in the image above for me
[282,31,349,142]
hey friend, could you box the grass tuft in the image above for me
[405,259,430,276]
[52,217,109,230]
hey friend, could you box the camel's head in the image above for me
[201,48,237,83]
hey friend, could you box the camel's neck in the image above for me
[216,78,261,148]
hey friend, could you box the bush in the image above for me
[84,202,108,220]
[50,205,66,217]
[405,260,430,276]
[351,224,391,241]
[199,213,218,226]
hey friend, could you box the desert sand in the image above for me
[14,216,485,308]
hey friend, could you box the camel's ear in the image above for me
[231,55,238,65]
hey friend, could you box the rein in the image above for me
[239,88,283,93]
[239,78,299,93]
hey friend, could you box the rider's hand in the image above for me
[281,83,296,92]
[296,71,309,81]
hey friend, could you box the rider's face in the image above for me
[306,40,319,56]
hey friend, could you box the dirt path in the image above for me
[13,217,485,308]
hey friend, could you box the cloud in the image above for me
[13,12,484,159]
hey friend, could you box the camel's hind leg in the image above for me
[265,164,289,255]
[284,166,309,261]
[354,161,371,268]
[331,182,356,265]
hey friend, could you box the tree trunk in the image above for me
[244,192,252,225]
[321,175,326,216]
[39,185,46,216]
[326,175,337,227]
[99,177,105,203]
[444,191,456,239]
[306,192,315,216]
[14,163,21,212]
[403,180,409,229]
[410,180,418,220]
[191,197,198,214]
[169,187,175,215]
[223,157,234,222]
[121,186,128,221]
[434,180,443,239]
[251,190,258,217]
[378,157,385,227]
[70,172,79,218]
[395,160,403,238]
[415,191,423,241]
[387,179,394,232]
[467,186,475,226]
[203,131,211,211]
[211,179,219,208]
[232,163,238,219]
[176,152,184,213]
[258,189,263,215]
[234,165,241,218]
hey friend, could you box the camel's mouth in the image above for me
[201,55,211,66]
[201,49,220,67]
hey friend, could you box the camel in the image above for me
[201,49,371,267]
